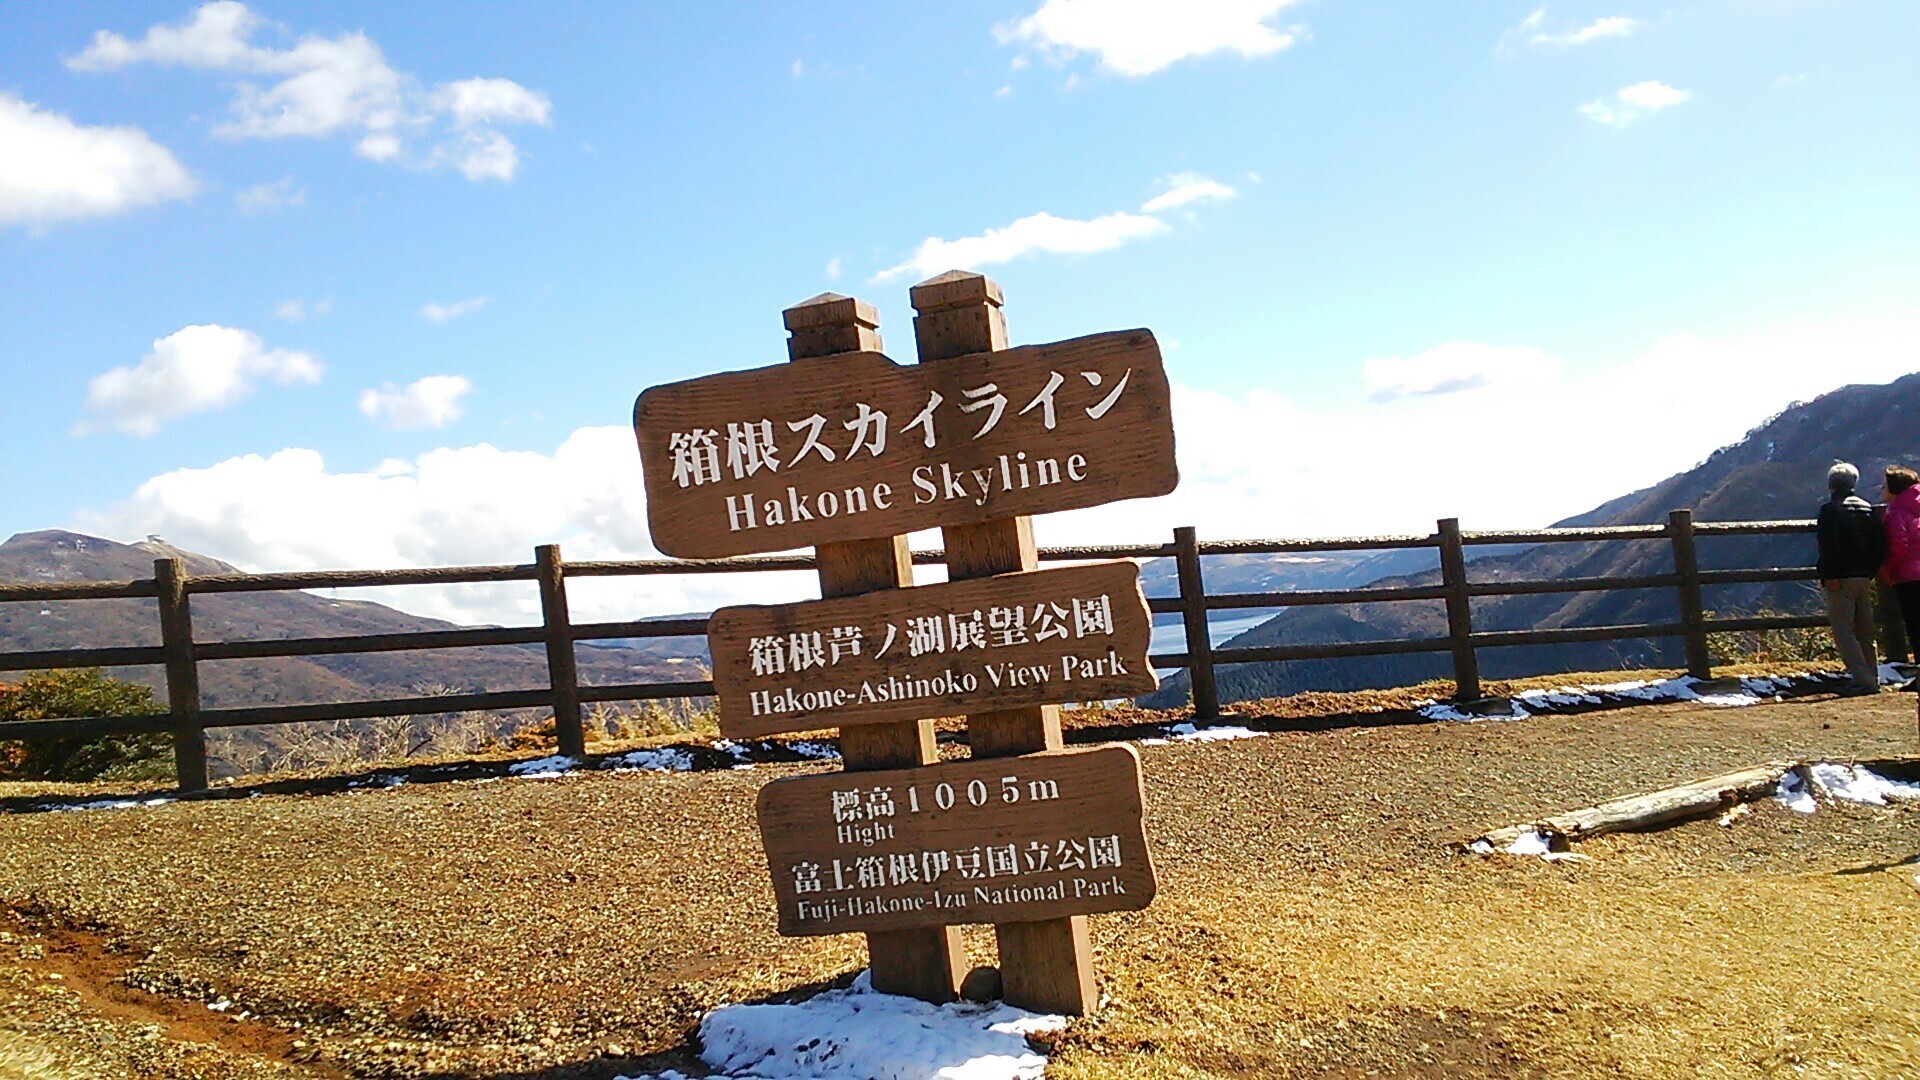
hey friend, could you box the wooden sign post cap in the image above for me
[909,270,1004,314]
[783,292,881,332]
[784,292,882,361]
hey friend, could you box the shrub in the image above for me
[0,669,173,782]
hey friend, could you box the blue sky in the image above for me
[4,1,1919,623]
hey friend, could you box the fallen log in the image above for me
[1470,761,1798,851]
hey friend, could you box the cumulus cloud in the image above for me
[78,324,322,436]
[274,297,331,321]
[1363,343,1560,402]
[72,314,1920,626]
[234,175,304,213]
[420,296,488,323]
[0,93,195,228]
[1580,80,1690,125]
[67,2,551,181]
[874,210,1165,283]
[1140,171,1236,213]
[1499,8,1636,53]
[358,375,473,430]
[996,0,1304,77]
[72,432,822,628]
[874,170,1238,282]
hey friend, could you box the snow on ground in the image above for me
[1422,671,1868,723]
[37,796,175,813]
[603,747,696,773]
[1140,722,1264,745]
[616,971,1066,1080]
[506,754,578,778]
[1805,762,1920,806]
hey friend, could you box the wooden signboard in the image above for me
[757,744,1156,936]
[633,330,1176,559]
[709,560,1156,738]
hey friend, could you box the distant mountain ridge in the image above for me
[0,530,704,710]
[1145,371,1920,706]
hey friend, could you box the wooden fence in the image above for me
[0,512,1828,790]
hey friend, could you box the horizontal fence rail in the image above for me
[0,511,1833,790]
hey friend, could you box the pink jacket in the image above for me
[1884,487,1920,585]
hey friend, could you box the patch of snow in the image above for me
[40,796,174,813]
[1513,687,1602,707]
[1505,830,1552,856]
[1167,722,1263,743]
[1417,699,1528,722]
[507,755,579,779]
[1807,763,1920,806]
[1774,769,1818,814]
[1878,662,1907,684]
[616,970,1066,1080]
[711,739,754,761]
[1716,803,1753,827]
[1466,839,1495,855]
[602,748,695,773]
[789,740,841,760]
[349,774,407,790]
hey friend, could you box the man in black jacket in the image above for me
[1818,462,1885,694]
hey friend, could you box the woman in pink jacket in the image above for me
[1881,465,1920,662]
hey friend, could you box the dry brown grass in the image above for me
[0,676,1916,1077]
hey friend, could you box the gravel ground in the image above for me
[1,683,1917,1078]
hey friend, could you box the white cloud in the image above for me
[67,2,550,182]
[428,78,551,127]
[72,314,1920,626]
[1502,8,1636,53]
[996,0,1304,77]
[1617,81,1688,109]
[78,324,322,436]
[72,433,822,628]
[358,375,473,430]
[234,175,304,213]
[1050,313,1920,551]
[273,297,330,321]
[420,296,488,323]
[824,257,842,281]
[875,210,1167,282]
[0,93,195,227]
[1362,343,1560,402]
[1580,81,1689,126]
[1140,171,1236,213]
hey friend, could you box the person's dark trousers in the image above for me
[1895,581,1920,673]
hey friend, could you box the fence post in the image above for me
[154,558,208,791]
[1668,509,1712,679]
[1436,518,1481,701]
[536,544,586,759]
[1172,526,1219,721]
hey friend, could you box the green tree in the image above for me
[0,669,173,782]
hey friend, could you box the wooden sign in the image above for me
[757,744,1156,936]
[709,561,1157,738]
[633,330,1176,559]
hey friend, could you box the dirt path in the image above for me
[2,687,1917,1077]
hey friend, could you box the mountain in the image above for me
[0,530,706,711]
[1145,372,1920,706]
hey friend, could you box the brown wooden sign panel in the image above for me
[633,330,1176,559]
[708,560,1156,739]
[757,744,1156,936]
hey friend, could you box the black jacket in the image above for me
[1817,492,1884,579]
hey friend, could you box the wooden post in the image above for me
[785,291,965,1005]
[154,558,208,791]
[536,544,586,759]
[1436,518,1481,702]
[1668,509,1712,679]
[1173,526,1219,721]
[911,270,1097,1016]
